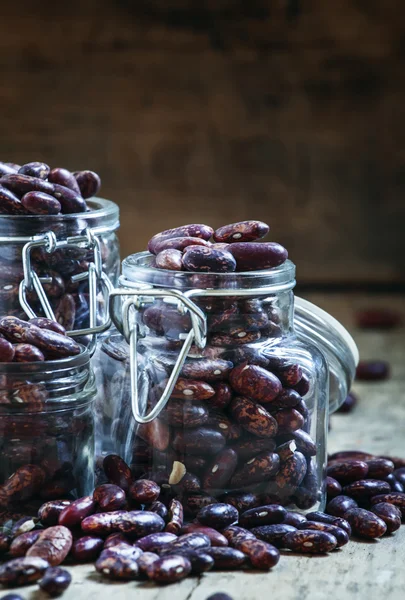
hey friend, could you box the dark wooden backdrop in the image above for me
[1,0,404,285]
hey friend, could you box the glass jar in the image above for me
[96,252,358,514]
[0,198,119,340]
[0,348,96,516]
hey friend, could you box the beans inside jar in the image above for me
[104,220,325,513]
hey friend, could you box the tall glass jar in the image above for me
[0,198,119,339]
[0,348,96,517]
[96,252,357,514]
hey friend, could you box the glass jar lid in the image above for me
[295,297,359,413]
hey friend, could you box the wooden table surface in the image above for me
[6,293,405,600]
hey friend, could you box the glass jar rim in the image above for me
[0,197,119,237]
[122,251,296,291]
[0,344,90,375]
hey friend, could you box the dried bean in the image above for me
[10,517,38,538]
[298,521,349,547]
[344,508,387,538]
[366,458,394,479]
[182,246,236,273]
[29,318,66,336]
[18,162,50,179]
[237,538,280,570]
[229,242,288,271]
[155,249,183,270]
[196,503,238,529]
[0,174,54,195]
[282,512,307,527]
[283,530,337,553]
[394,467,405,486]
[229,364,282,404]
[38,566,72,597]
[146,555,191,583]
[204,547,247,569]
[93,484,126,512]
[182,359,233,382]
[356,361,390,381]
[162,533,211,554]
[137,551,159,577]
[250,524,297,548]
[74,170,101,199]
[0,533,11,554]
[71,536,104,562]
[342,479,391,502]
[213,220,269,243]
[13,343,45,362]
[9,531,41,557]
[137,420,170,451]
[165,500,184,535]
[203,448,238,490]
[328,450,375,462]
[136,532,177,553]
[148,501,168,522]
[273,408,304,433]
[51,184,86,213]
[95,547,140,580]
[58,496,96,528]
[180,524,228,547]
[129,479,160,505]
[271,452,307,497]
[206,411,242,441]
[229,396,278,438]
[167,549,214,574]
[21,191,61,215]
[48,167,81,194]
[370,502,402,534]
[327,477,342,499]
[0,556,49,587]
[174,473,201,494]
[327,461,369,484]
[162,399,209,428]
[26,526,72,566]
[239,504,286,528]
[304,511,352,535]
[81,511,127,536]
[223,493,262,513]
[116,511,166,539]
[385,475,404,493]
[155,236,211,254]
[270,388,302,409]
[103,533,132,549]
[103,455,132,492]
[171,378,215,400]
[370,493,405,518]
[0,338,15,362]
[231,451,281,488]
[172,427,226,456]
[1,465,45,504]
[290,430,317,456]
[0,186,27,214]
[326,495,358,517]
[0,162,18,175]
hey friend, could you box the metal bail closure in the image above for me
[19,228,113,342]
[109,287,207,424]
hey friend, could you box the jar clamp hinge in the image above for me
[18,229,113,349]
[109,287,207,424]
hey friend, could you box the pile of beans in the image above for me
[0,316,81,363]
[147,221,288,272]
[0,162,100,215]
[0,317,93,512]
[0,450,403,595]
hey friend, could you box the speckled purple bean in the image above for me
[229,396,278,438]
[196,503,238,529]
[239,504,286,528]
[0,173,54,195]
[327,477,342,499]
[103,455,133,493]
[305,512,352,535]
[181,359,234,382]
[183,246,236,273]
[38,501,72,526]
[0,557,49,587]
[370,502,402,534]
[48,167,82,194]
[29,318,66,336]
[146,554,191,583]
[95,547,141,580]
[203,448,238,490]
[73,170,101,199]
[229,242,288,271]
[250,524,297,548]
[297,521,349,547]
[213,220,269,243]
[18,162,50,179]
[93,484,127,512]
[155,249,184,270]
[283,529,337,553]
[230,451,281,488]
[71,536,105,562]
[204,547,247,569]
[21,191,61,215]
[344,508,387,539]
[148,224,214,254]
[9,531,41,557]
[136,532,177,553]
[38,566,72,596]
[326,495,358,517]
[0,185,27,214]
[165,499,184,535]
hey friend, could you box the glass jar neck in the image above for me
[0,349,95,411]
[0,197,119,239]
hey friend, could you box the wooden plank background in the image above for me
[0,0,404,284]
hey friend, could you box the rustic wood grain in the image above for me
[0,0,404,283]
[6,292,405,600]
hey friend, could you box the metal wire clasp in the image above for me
[109,287,207,424]
[19,229,113,343]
